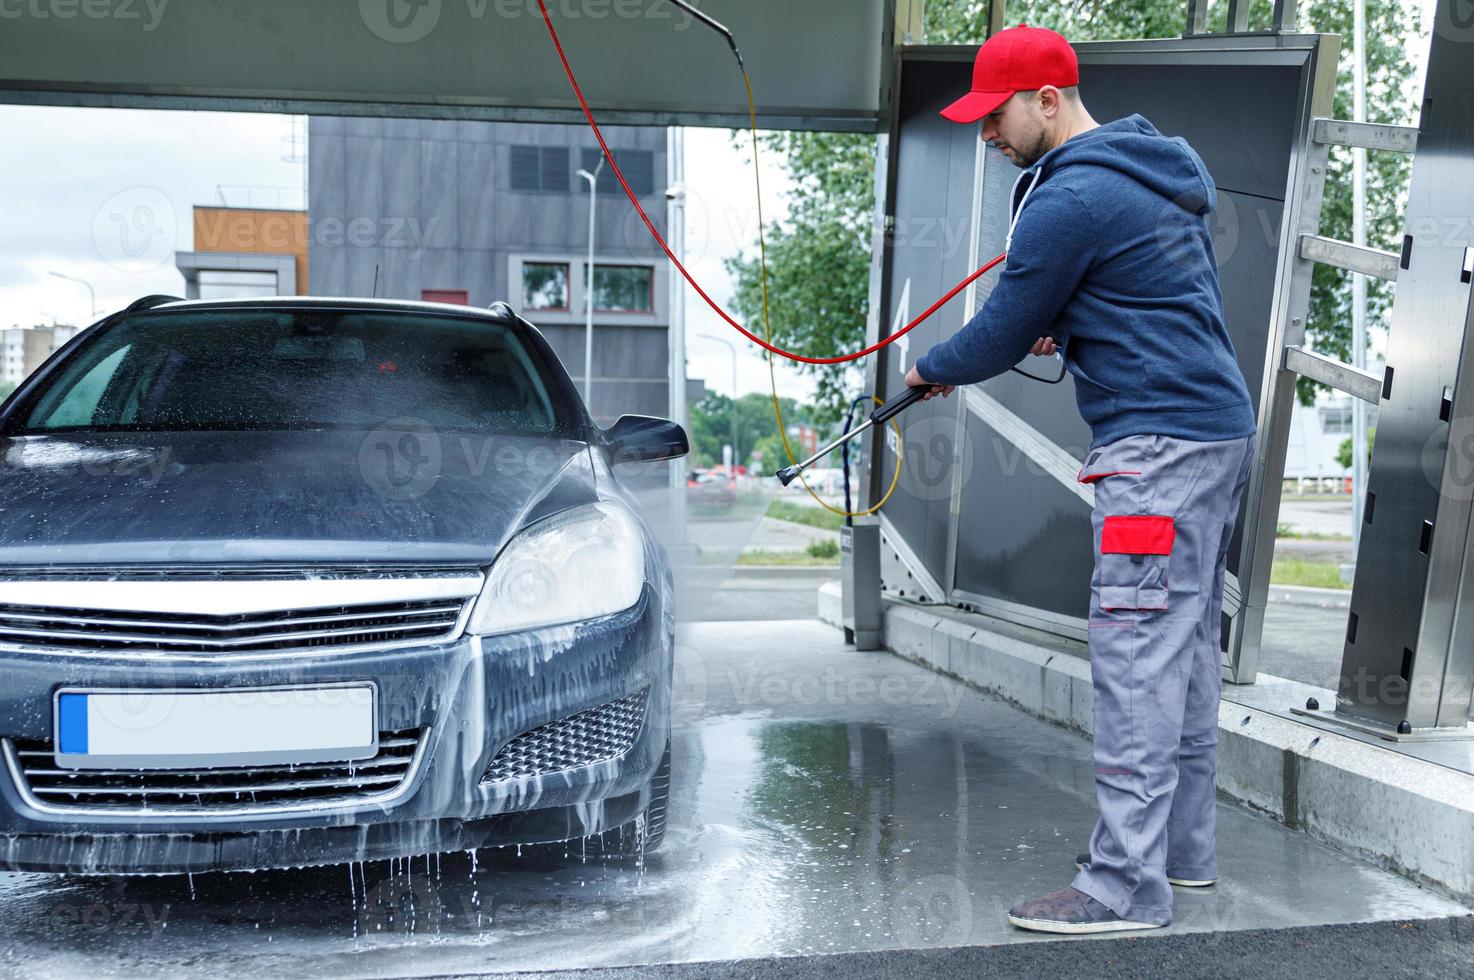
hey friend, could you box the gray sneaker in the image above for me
[1007,885,1164,935]
[1074,851,1217,887]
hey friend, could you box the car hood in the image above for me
[0,429,600,566]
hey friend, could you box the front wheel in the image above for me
[583,739,671,860]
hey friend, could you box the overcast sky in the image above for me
[0,105,817,403]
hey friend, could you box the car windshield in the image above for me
[5,308,578,436]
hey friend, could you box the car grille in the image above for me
[483,689,649,782]
[5,729,423,812]
[0,598,470,653]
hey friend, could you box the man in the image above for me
[905,25,1256,935]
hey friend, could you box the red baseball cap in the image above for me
[940,24,1080,124]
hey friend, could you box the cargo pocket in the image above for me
[1099,515,1174,612]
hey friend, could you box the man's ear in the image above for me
[1038,86,1063,118]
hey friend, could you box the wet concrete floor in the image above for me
[0,618,1466,978]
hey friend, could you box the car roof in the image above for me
[130,295,522,323]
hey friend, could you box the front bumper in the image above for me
[0,584,672,874]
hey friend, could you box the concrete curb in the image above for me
[817,582,1474,906]
[725,566,841,579]
[1267,584,1352,609]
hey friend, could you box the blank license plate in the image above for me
[53,685,377,770]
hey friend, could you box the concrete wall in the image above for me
[307,117,670,427]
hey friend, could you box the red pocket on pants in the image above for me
[1101,515,1176,555]
[1099,516,1173,611]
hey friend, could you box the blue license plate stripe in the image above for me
[57,693,88,754]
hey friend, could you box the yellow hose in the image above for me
[741,71,904,518]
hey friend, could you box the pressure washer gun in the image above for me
[774,385,932,487]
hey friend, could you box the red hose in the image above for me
[533,0,1006,366]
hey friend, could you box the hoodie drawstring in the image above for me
[1005,166,1041,254]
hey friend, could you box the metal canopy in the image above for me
[0,0,918,132]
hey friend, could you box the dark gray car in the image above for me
[0,296,687,874]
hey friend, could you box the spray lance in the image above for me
[775,385,931,487]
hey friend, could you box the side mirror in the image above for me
[602,414,690,465]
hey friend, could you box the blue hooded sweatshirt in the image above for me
[914,114,1256,449]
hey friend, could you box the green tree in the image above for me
[688,390,815,469]
[724,0,1423,420]
[1337,426,1374,469]
[723,131,877,431]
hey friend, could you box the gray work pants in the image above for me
[1069,431,1255,925]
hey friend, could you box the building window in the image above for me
[580,148,654,197]
[422,289,469,305]
[589,264,654,313]
[197,269,278,299]
[522,262,570,310]
[510,145,570,193]
[1319,403,1353,435]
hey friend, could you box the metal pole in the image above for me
[666,127,688,544]
[576,158,604,416]
[1350,0,1368,564]
[696,334,739,478]
[47,271,96,320]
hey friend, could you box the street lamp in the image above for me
[575,157,605,416]
[696,333,740,479]
[665,148,689,543]
[48,271,97,320]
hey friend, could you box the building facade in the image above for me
[1283,391,1381,486]
[2,325,77,388]
[175,206,308,300]
[307,118,672,428]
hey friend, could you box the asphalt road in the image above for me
[477,915,1474,980]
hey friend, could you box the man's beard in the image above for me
[1013,130,1052,169]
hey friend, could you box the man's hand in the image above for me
[1029,336,1058,357]
[903,365,955,401]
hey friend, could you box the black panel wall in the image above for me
[873,43,1317,633]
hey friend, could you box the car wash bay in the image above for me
[0,616,1464,978]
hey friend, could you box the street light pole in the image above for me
[576,158,604,418]
[48,271,97,320]
[665,128,688,544]
[697,334,740,479]
[1349,0,1369,565]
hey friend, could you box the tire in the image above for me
[582,739,671,860]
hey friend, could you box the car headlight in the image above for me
[468,501,646,636]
